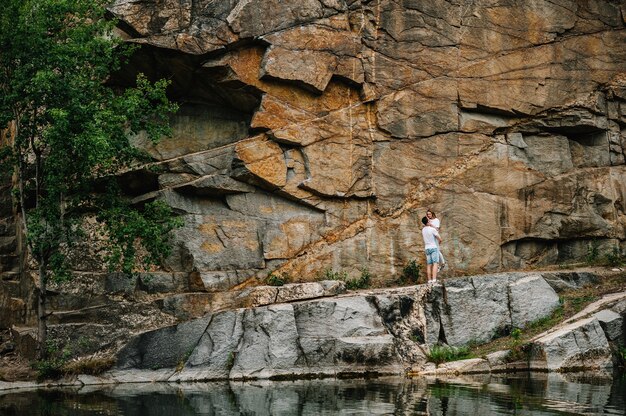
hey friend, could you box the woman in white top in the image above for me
[426,210,445,269]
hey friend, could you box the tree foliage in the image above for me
[0,0,181,353]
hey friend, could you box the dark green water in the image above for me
[0,371,624,415]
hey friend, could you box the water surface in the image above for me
[1,371,624,415]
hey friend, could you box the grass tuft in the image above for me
[426,344,473,364]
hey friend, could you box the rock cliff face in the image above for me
[100,0,626,288]
[1,0,626,369]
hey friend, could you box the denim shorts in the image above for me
[425,248,440,265]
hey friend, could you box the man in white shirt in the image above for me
[426,210,446,270]
[421,216,442,284]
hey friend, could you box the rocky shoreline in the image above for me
[3,269,623,391]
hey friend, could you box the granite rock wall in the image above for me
[103,0,626,288]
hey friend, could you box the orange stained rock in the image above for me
[201,242,224,254]
[235,135,287,188]
[216,47,360,115]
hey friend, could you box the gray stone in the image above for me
[610,298,626,314]
[78,271,624,381]
[506,133,527,149]
[334,335,399,370]
[293,297,388,339]
[131,103,250,160]
[174,310,245,381]
[275,281,345,303]
[162,293,213,320]
[117,292,405,381]
[530,317,613,371]
[116,316,211,370]
[594,309,623,344]
[541,272,599,292]
[231,304,302,379]
[426,274,512,346]
[484,350,510,372]
[169,213,265,272]
[137,273,189,294]
[509,274,560,328]
[369,288,428,364]
[245,286,279,307]
[191,270,253,292]
[174,175,256,196]
[422,358,490,375]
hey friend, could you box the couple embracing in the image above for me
[421,209,446,285]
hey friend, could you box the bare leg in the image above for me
[426,264,432,282]
[432,263,439,281]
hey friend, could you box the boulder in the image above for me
[594,309,623,346]
[530,317,613,371]
[164,281,347,319]
[274,281,345,304]
[116,316,212,370]
[424,273,560,347]
[117,295,404,381]
[509,274,561,328]
[541,272,599,292]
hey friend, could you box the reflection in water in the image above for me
[0,371,624,415]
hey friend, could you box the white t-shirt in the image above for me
[429,218,440,229]
[422,226,440,249]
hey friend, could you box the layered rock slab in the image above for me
[424,273,561,347]
[530,317,613,371]
[117,296,405,380]
[114,272,576,380]
[415,291,626,376]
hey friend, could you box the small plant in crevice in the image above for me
[401,259,421,284]
[606,247,624,267]
[511,327,522,341]
[585,243,600,265]
[426,344,473,364]
[344,269,372,290]
[317,268,372,290]
[618,347,626,368]
[505,342,533,363]
[569,295,597,313]
[77,336,93,352]
[409,331,425,344]
[176,348,194,372]
[266,272,290,287]
[33,340,72,381]
[33,337,117,380]
[318,268,349,282]
[226,351,236,370]
[526,305,565,331]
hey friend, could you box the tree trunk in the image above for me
[37,261,47,360]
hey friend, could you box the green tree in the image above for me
[0,0,180,357]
